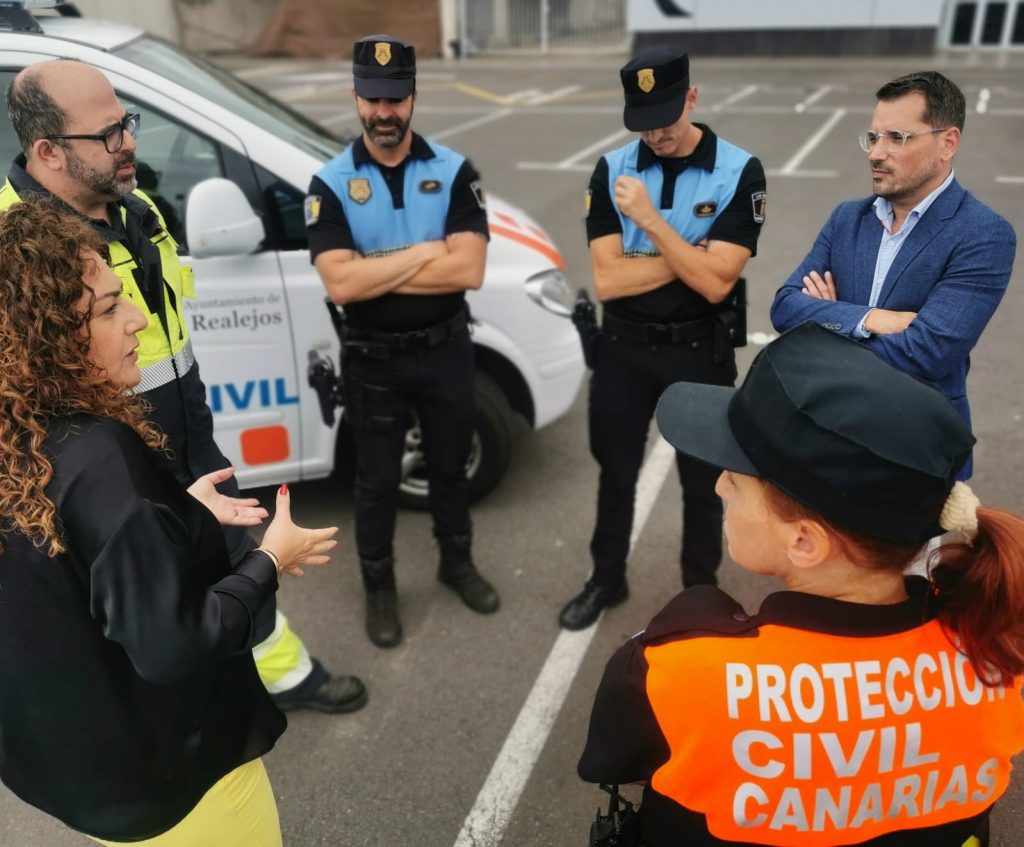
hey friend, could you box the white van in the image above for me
[0,4,585,506]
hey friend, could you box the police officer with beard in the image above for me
[306,35,499,648]
[559,48,767,630]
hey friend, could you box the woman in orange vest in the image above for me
[579,322,1024,847]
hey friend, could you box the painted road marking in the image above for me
[518,127,631,172]
[795,85,832,113]
[977,88,991,115]
[997,176,1024,184]
[524,85,583,105]
[711,84,758,112]
[430,109,514,141]
[452,436,677,847]
[768,108,845,178]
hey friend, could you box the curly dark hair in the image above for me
[0,198,165,556]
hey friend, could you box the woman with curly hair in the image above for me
[0,199,338,846]
[579,323,1024,847]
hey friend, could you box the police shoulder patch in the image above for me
[693,200,717,218]
[304,195,322,227]
[470,180,486,210]
[419,179,442,193]
[585,188,593,214]
[752,190,767,224]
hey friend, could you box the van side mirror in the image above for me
[185,178,265,258]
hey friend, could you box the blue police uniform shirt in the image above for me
[586,124,766,324]
[307,133,489,332]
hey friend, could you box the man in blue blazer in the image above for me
[771,71,1015,478]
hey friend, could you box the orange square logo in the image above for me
[240,426,290,465]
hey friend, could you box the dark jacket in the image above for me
[0,415,284,841]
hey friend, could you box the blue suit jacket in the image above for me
[771,179,1015,477]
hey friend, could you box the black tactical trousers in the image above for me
[344,330,476,561]
[587,330,737,589]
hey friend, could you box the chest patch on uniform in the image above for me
[694,200,717,217]
[304,195,322,226]
[752,190,767,223]
[470,180,486,210]
[419,179,442,193]
[348,178,372,204]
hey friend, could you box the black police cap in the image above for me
[655,322,975,544]
[620,48,690,132]
[352,34,415,99]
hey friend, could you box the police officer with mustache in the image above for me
[307,35,499,648]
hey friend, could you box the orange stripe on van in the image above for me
[489,223,565,269]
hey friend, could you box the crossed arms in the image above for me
[313,231,486,305]
[770,203,1016,385]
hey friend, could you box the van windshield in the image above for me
[115,35,342,162]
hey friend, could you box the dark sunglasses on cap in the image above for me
[45,113,141,154]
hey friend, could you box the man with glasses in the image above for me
[2,58,367,714]
[771,71,1016,478]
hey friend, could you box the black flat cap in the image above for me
[352,34,415,99]
[620,48,690,132]
[655,322,975,544]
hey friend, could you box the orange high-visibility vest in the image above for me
[644,619,1024,846]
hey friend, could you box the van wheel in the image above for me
[397,374,514,510]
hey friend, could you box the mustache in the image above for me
[115,151,136,169]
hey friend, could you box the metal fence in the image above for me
[458,0,627,54]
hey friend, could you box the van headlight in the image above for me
[525,268,573,317]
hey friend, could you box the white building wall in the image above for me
[627,0,944,32]
[72,0,180,42]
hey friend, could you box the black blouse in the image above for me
[0,415,285,841]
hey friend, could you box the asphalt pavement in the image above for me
[2,49,1023,847]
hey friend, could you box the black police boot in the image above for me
[437,531,500,614]
[558,578,629,631]
[361,556,402,648]
[271,659,369,714]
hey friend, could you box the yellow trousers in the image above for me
[89,759,281,847]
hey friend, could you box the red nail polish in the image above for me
[279,483,288,496]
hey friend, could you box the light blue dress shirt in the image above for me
[856,170,956,337]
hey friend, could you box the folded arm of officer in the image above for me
[395,230,486,295]
[314,240,447,304]
[593,168,754,305]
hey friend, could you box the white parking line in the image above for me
[430,109,513,141]
[525,85,583,105]
[518,127,631,172]
[795,85,831,113]
[711,84,758,112]
[977,88,991,115]
[769,107,845,177]
[452,437,677,847]
[997,176,1024,184]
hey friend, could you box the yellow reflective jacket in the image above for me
[0,178,195,386]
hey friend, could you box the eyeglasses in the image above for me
[46,113,141,154]
[857,127,947,153]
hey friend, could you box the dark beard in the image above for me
[362,115,411,149]
[65,148,138,199]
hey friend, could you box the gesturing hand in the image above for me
[187,466,269,527]
[259,485,339,578]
